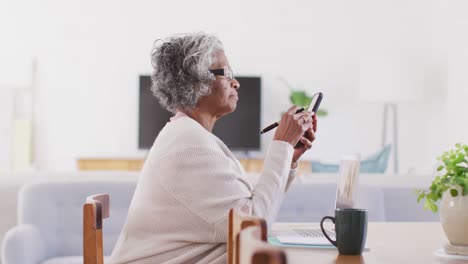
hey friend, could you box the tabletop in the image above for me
[271,222,467,264]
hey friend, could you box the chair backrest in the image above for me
[239,226,287,264]
[228,208,267,264]
[83,194,110,264]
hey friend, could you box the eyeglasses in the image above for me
[209,66,234,80]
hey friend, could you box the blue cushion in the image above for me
[311,145,392,173]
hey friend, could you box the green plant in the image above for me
[416,143,468,212]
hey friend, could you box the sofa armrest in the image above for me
[1,224,46,264]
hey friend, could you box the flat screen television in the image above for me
[138,76,261,150]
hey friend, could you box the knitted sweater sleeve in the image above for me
[286,168,297,191]
[154,140,293,242]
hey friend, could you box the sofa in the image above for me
[1,172,439,264]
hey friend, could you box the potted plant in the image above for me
[417,143,468,248]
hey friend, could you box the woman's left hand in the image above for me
[291,113,318,169]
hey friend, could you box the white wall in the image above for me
[0,0,464,173]
[446,1,468,145]
[0,88,13,171]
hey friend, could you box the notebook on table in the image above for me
[274,154,361,246]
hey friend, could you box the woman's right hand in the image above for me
[273,106,314,147]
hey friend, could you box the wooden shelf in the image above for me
[77,158,145,171]
[77,158,311,175]
[238,159,311,175]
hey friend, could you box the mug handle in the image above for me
[320,216,337,247]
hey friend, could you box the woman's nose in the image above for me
[232,78,240,90]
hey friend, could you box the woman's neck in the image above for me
[180,109,217,132]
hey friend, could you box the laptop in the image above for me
[275,154,361,246]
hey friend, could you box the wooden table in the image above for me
[271,222,467,263]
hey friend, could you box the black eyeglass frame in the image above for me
[209,66,234,80]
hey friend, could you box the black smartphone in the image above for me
[295,92,323,148]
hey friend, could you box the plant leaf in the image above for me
[290,91,306,106]
[417,192,425,203]
[317,109,328,117]
[424,199,438,212]
[303,97,313,109]
[463,183,468,196]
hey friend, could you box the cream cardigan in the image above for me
[109,116,295,264]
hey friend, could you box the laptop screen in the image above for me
[335,154,361,209]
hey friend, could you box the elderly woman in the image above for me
[110,32,317,264]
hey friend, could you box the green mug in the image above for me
[320,208,367,255]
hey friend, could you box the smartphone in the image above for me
[308,92,323,114]
[295,92,323,148]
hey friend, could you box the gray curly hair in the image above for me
[150,32,224,113]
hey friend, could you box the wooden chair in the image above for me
[83,194,110,264]
[239,226,287,264]
[228,208,286,264]
[228,208,266,264]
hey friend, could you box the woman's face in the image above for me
[199,51,240,118]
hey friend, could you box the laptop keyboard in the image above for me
[292,228,335,238]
